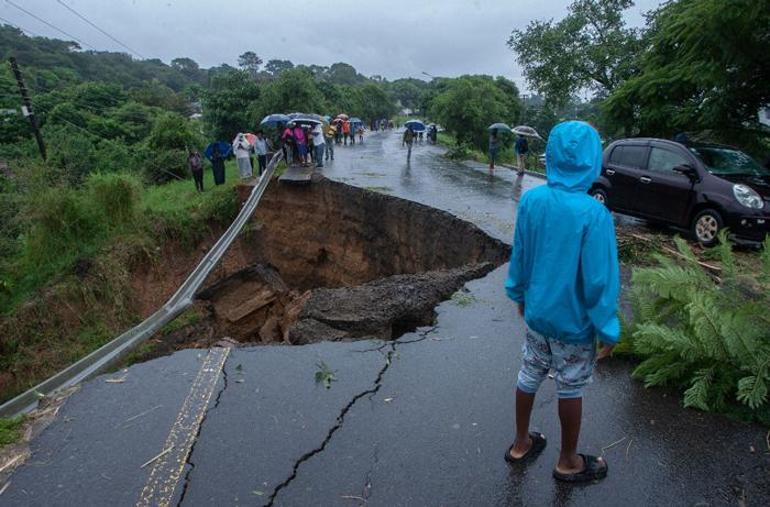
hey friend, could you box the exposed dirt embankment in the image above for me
[185,177,510,347]
[239,178,508,289]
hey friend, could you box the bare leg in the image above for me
[555,397,586,473]
[509,388,535,458]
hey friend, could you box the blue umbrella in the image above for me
[488,122,512,133]
[404,119,426,132]
[260,114,290,127]
[204,141,232,161]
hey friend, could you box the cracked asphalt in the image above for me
[3,132,770,506]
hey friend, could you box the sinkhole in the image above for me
[141,177,511,357]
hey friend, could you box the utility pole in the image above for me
[9,57,46,161]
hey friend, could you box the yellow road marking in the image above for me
[136,347,229,507]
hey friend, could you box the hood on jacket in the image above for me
[545,121,602,193]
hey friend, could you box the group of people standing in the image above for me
[186,130,271,193]
[233,132,271,178]
[280,121,331,168]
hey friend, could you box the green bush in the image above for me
[21,186,105,269]
[86,172,142,227]
[630,233,770,422]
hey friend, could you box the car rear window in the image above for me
[609,145,647,169]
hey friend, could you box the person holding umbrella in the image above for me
[204,141,230,186]
[489,128,500,174]
[342,120,351,145]
[403,126,415,161]
[515,134,530,175]
[233,133,253,179]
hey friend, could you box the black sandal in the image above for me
[552,454,608,482]
[504,432,547,464]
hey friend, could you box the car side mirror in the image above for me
[673,164,697,179]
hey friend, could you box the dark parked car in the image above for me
[590,138,770,245]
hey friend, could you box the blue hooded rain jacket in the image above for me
[505,121,620,344]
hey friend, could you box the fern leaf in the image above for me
[686,292,727,360]
[683,367,714,411]
[737,375,768,409]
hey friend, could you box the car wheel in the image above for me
[590,188,608,206]
[691,209,723,246]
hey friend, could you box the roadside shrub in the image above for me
[143,148,190,184]
[21,187,104,269]
[86,172,142,227]
[630,233,770,422]
[446,141,475,160]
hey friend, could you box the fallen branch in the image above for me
[661,245,722,272]
[123,405,162,424]
[0,481,9,496]
[341,495,367,502]
[601,436,627,455]
[0,455,22,474]
[140,445,174,469]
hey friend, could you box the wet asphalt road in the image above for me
[3,132,769,506]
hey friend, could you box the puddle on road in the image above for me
[133,177,510,361]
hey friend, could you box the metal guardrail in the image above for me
[0,151,283,417]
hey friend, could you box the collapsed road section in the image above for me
[132,176,511,359]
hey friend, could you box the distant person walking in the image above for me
[188,150,204,192]
[515,134,529,174]
[211,144,226,185]
[489,129,500,174]
[312,123,326,168]
[357,125,364,143]
[324,123,336,161]
[233,133,253,178]
[402,127,415,161]
[504,121,618,483]
[253,131,270,176]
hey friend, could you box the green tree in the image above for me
[429,75,521,150]
[390,78,427,111]
[202,68,260,140]
[508,0,642,105]
[237,51,263,78]
[326,62,362,85]
[264,59,294,76]
[256,68,328,119]
[358,83,397,122]
[145,113,203,182]
[603,0,770,147]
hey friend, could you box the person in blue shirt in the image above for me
[504,121,619,483]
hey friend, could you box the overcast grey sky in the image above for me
[3,0,663,91]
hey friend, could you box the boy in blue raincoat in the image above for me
[504,121,619,483]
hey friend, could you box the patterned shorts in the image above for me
[517,328,596,399]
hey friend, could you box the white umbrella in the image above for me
[512,125,542,140]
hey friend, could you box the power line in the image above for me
[55,0,145,59]
[4,0,96,50]
[0,14,42,37]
